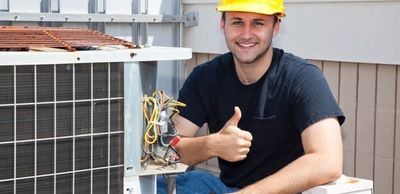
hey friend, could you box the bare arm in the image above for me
[239,117,343,194]
[174,107,253,166]
[172,114,214,165]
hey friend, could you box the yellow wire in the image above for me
[142,90,187,163]
[143,96,159,144]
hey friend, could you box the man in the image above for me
[158,0,345,193]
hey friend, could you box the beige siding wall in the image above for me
[182,1,400,65]
[185,53,400,194]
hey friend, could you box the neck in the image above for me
[234,47,273,85]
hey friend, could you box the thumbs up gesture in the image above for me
[214,106,253,162]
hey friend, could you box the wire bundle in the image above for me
[141,90,186,167]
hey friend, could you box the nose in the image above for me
[241,23,253,39]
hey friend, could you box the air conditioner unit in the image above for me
[303,176,373,194]
[0,45,191,194]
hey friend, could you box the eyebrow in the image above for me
[230,17,243,21]
[229,17,266,22]
[253,19,266,22]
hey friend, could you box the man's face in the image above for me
[220,12,280,64]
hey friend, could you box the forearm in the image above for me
[175,134,218,166]
[239,118,344,194]
[241,151,342,194]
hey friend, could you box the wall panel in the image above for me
[59,0,89,14]
[105,0,132,14]
[322,61,340,101]
[9,0,41,13]
[339,62,358,176]
[184,52,197,78]
[355,63,376,180]
[308,60,322,70]
[196,53,209,65]
[395,66,400,194]
[375,65,396,194]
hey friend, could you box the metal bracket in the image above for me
[0,12,185,23]
[183,11,198,27]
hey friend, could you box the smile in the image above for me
[237,42,257,48]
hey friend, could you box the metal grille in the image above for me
[0,62,124,194]
[0,26,138,51]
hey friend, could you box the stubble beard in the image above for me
[231,42,271,66]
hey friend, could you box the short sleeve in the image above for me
[177,67,207,128]
[291,65,345,133]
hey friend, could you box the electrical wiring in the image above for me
[141,90,186,167]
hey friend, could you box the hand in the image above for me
[215,106,253,162]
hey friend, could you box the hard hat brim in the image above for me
[217,3,286,17]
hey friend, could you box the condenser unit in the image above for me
[0,26,191,194]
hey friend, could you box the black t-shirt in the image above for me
[178,48,345,188]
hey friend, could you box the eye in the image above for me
[231,21,243,26]
[253,21,264,27]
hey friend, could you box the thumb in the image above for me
[226,106,241,126]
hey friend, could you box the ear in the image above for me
[272,22,280,37]
[220,18,226,33]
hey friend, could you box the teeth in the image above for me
[238,43,256,48]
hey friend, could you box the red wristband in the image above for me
[170,135,181,147]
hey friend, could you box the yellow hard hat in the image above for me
[217,0,286,17]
